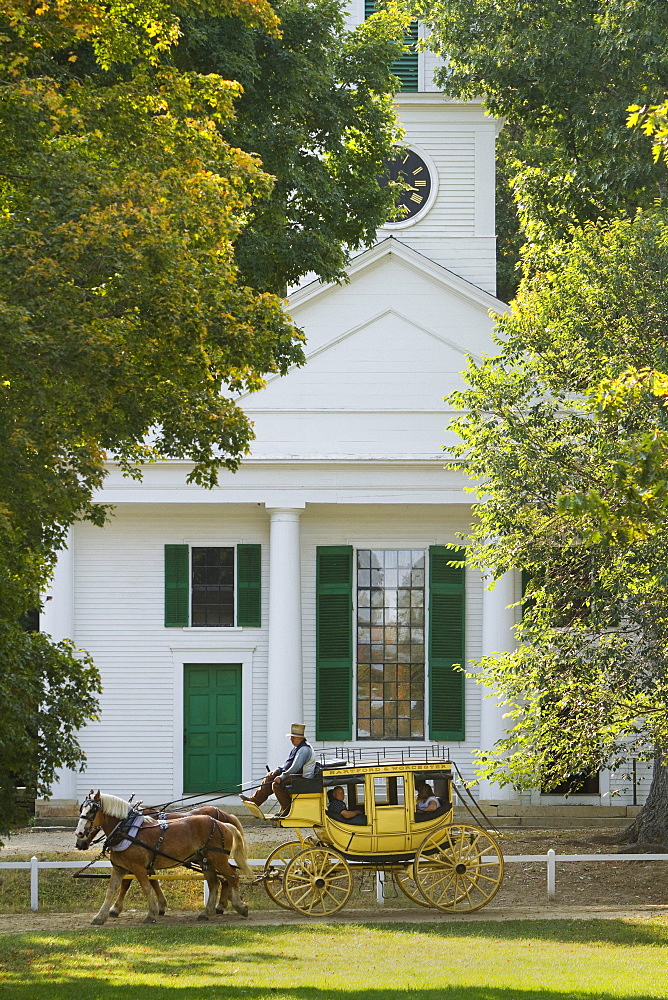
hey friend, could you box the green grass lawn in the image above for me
[0,919,667,1000]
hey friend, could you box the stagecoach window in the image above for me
[357,549,425,739]
[373,775,405,806]
[413,772,450,805]
[351,783,365,809]
[191,547,234,627]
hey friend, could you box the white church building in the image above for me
[40,2,645,815]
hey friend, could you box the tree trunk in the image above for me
[618,749,668,851]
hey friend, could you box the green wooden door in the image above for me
[183,664,242,793]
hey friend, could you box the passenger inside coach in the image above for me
[415,781,440,813]
[327,785,367,825]
[412,773,449,822]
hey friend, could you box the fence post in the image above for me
[30,857,39,912]
[547,849,556,901]
[375,871,385,905]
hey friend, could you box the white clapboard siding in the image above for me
[72,500,489,798]
[243,244,504,464]
[73,506,270,801]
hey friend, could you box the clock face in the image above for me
[380,148,433,224]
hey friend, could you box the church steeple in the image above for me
[343,2,499,295]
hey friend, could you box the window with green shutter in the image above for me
[365,1,418,92]
[164,543,261,627]
[316,546,353,741]
[428,545,466,740]
[237,544,261,627]
[164,544,189,627]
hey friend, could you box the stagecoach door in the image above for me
[183,663,242,793]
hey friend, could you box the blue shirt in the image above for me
[281,740,316,778]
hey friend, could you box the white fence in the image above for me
[3,851,668,912]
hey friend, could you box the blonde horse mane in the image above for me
[98,793,134,819]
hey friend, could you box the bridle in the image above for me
[75,795,103,849]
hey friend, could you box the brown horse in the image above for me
[109,803,245,918]
[75,791,250,925]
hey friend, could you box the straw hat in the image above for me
[286,723,306,738]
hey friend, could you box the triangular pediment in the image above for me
[245,306,476,413]
[299,307,478,366]
[289,236,509,315]
[239,237,505,460]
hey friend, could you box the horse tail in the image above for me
[225,811,244,839]
[224,823,251,876]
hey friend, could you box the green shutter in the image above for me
[316,546,353,741]
[365,2,418,92]
[429,545,465,740]
[237,544,261,627]
[165,544,189,627]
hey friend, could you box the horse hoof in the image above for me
[197,913,210,922]
[143,916,157,924]
[91,917,106,926]
[109,910,120,919]
[158,909,166,916]
[215,906,227,915]
[238,905,249,918]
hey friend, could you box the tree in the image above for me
[449,211,668,846]
[415,0,668,295]
[0,627,101,830]
[173,0,409,293]
[0,0,406,826]
[0,0,405,826]
[0,0,294,828]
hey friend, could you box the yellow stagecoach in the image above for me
[247,746,504,916]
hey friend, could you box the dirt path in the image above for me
[0,903,667,935]
[0,824,284,856]
[4,826,668,921]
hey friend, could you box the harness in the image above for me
[78,799,232,879]
[107,815,231,876]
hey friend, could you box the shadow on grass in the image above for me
[1,919,667,1000]
[71,915,668,946]
[372,917,668,946]
[0,987,663,1000]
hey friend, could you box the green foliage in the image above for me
[628,101,668,168]
[173,0,407,293]
[449,211,668,790]
[0,626,101,832]
[0,0,307,821]
[495,128,524,302]
[0,0,406,822]
[416,0,668,276]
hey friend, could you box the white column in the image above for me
[265,507,304,767]
[39,533,78,801]
[478,570,518,802]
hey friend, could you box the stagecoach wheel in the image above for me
[394,867,432,908]
[263,842,303,910]
[414,823,504,913]
[283,847,352,916]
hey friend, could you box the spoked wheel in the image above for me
[414,823,504,913]
[263,841,303,910]
[394,867,432,908]
[283,846,352,916]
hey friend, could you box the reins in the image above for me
[145,782,261,814]
[450,760,503,838]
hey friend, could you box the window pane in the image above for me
[356,548,425,739]
[191,547,234,627]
